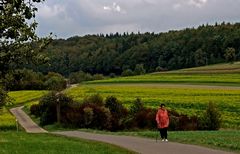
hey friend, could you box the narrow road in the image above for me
[53,131,235,154]
[10,106,47,133]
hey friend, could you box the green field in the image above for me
[8,90,48,106]
[88,62,240,86]
[0,132,135,154]
[88,73,240,86]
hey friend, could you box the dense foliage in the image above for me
[25,22,240,76]
[5,69,67,91]
[31,93,221,131]
[0,0,50,106]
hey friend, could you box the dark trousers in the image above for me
[158,128,168,139]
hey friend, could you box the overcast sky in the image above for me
[35,0,240,38]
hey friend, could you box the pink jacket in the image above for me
[156,108,169,128]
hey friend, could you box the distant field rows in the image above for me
[88,73,240,86]
[66,84,240,129]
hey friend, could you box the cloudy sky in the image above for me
[35,0,240,38]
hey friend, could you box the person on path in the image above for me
[156,104,169,142]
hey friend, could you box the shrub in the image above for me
[33,92,73,126]
[168,110,199,131]
[61,103,84,128]
[92,74,105,80]
[69,71,93,84]
[4,69,45,90]
[81,103,112,130]
[134,64,146,75]
[105,96,128,131]
[129,97,145,115]
[83,107,94,127]
[155,66,167,72]
[30,104,41,117]
[121,69,134,77]
[105,96,127,117]
[198,102,222,130]
[0,87,8,108]
[83,94,104,106]
[44,76,67,91]
[109,73,116,78]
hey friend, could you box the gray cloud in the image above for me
[35,0,240,38]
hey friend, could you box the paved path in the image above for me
[10,106,47,133]
[53,131,235,154]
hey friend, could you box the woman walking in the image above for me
[156,104,169,142]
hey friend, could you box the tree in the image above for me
[194,48,206,66]
[134,64,146,75]
[199,102,222,130]
[224,47,236,63]
[0,0,51,106]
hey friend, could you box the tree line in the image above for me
[24,22,240,76]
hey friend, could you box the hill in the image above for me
[24,22,240,76]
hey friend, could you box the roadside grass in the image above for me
[66,84,240,129]
[0,107,16,130]
[0,132,135,154]
[75,129,240,154]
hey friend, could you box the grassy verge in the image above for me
[0,132,135,154]
[0,107,16,130]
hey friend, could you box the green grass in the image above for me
[77,129,240,153]
[88,62,240,85]
[179,61,240,73]
[66,84,240,129]
[0,132,135,154]
[0,107,16,130]
[88,73,240,86]
[8,90,48,106]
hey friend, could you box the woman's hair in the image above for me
[160,104,165,107]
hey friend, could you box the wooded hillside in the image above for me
[25,22,240,76]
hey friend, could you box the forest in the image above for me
[23,22,240,76]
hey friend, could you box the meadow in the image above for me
[88,62,240,86]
